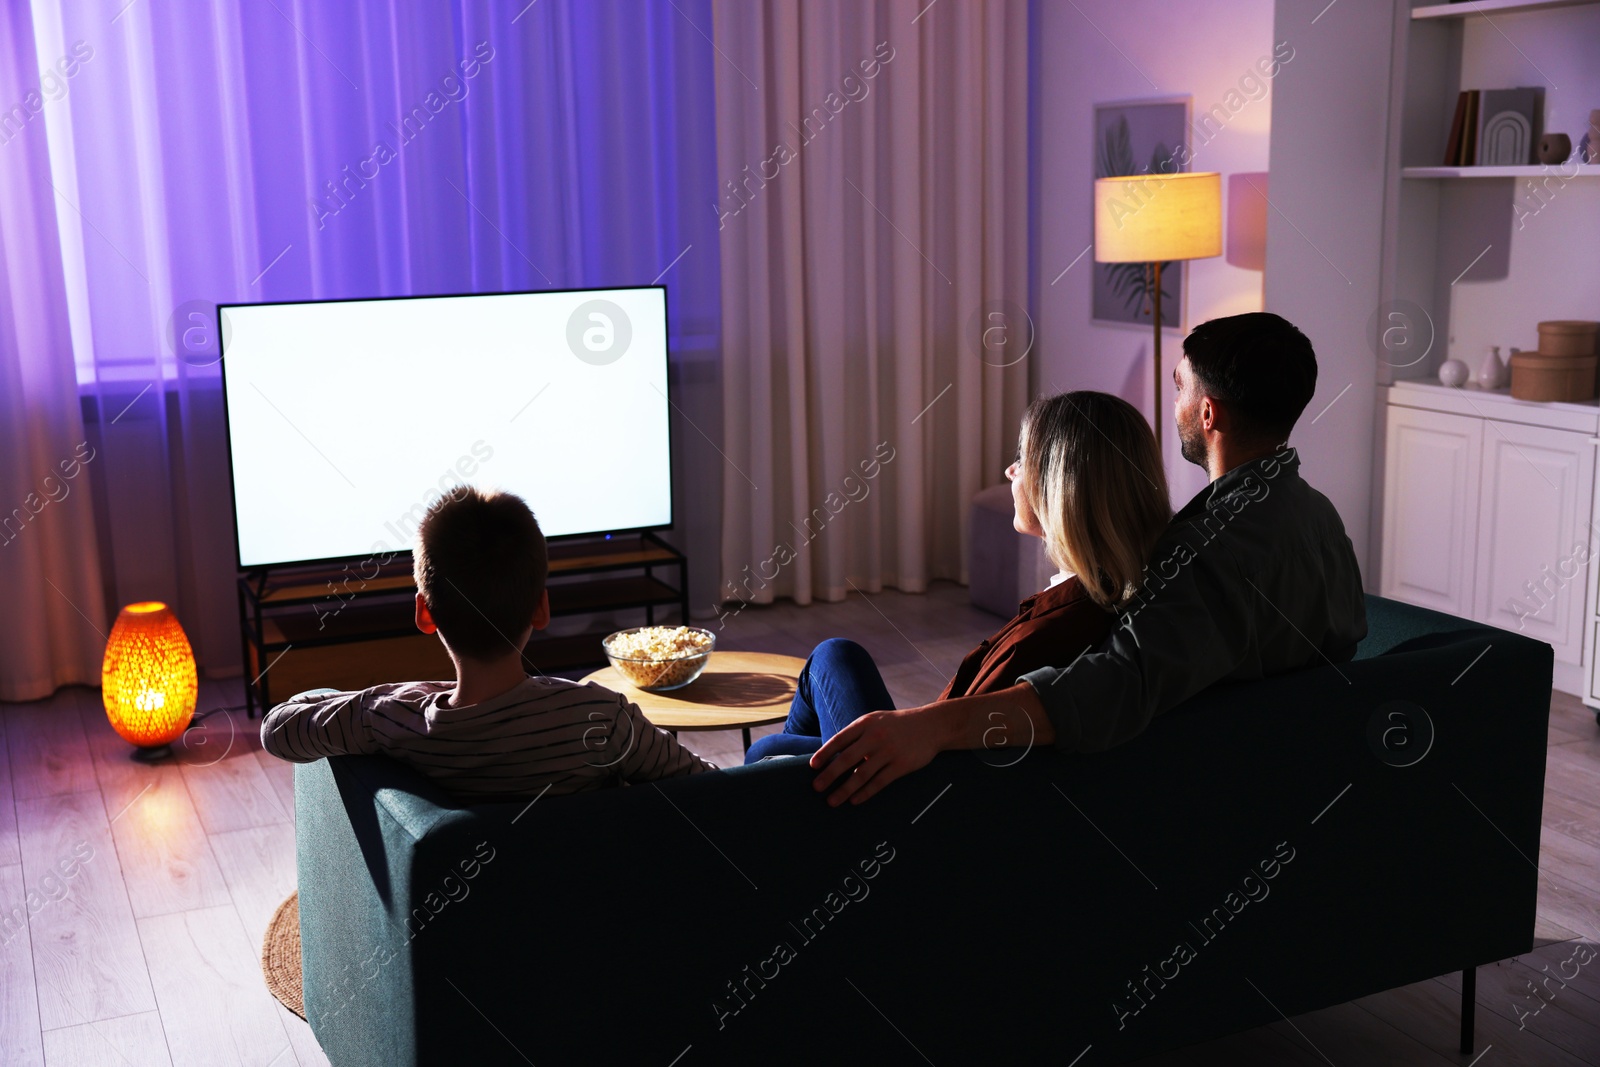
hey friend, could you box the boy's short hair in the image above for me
[414,488,547,660]
[1181,312,1318,441]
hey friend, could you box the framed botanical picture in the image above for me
[1092,96,1192,330]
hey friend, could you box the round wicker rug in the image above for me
[262,892,304,1020]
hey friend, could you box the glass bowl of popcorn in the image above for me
[602,626,716,691]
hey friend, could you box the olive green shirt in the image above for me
[1020,446,1367,752]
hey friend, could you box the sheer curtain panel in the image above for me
[0,4,106,700]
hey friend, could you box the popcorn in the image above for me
[603,626,714,690]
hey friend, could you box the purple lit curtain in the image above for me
[0,3,107,700]
[12,0,721,682]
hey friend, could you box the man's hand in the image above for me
[809,684,1055,805]
[809,707,946,806]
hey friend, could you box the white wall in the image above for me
[1264,0,1398,584]
[1034,0,1280,507]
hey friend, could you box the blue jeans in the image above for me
[744,639,893,763]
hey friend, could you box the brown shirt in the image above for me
[939,575,1113,700]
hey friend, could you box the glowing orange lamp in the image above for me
[102,601,198,753]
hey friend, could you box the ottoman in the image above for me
[968,483,1048,616]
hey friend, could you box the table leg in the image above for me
[742,727,751,752]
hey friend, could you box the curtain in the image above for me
[12,0,722,685]
[0,4,106,701]
[712,0,1030,609]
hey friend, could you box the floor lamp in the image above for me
[1093,172,1222,455]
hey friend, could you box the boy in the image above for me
[261,487,715,799]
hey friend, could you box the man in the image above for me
[810,312,1366,805]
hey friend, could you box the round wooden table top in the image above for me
[580,650,805,731]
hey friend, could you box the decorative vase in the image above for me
[1476,346,1505,390]
[1582,110,1600,164]
[1438,359,1469,388]
[1537,133,1572,165]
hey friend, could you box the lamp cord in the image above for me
[192,704,247,723]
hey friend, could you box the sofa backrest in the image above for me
[296,595,1552,1065]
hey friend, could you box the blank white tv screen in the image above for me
[219,287,673,569]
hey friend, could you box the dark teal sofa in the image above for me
[293,596,1551,1065]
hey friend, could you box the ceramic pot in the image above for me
[1537,133,1572,165]
[1438,359,1469,388]
[1476,346,1505,390]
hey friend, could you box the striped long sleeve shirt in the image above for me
[261,676,716,800]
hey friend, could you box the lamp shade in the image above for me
[1094,171,1223,263]
[102,602,198,748]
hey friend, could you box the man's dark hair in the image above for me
[414,488,547,659]
[1181,312,1318,440]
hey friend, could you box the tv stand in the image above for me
[236,532,688,717]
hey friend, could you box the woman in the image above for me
[744,390,1171,763]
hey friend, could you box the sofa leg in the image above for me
[1459,965,1476,1054]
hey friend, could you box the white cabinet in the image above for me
[1381,405,1482,618]
[1474,421,1595,665]
[1380,383,1597,677]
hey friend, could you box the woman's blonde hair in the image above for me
[1018,391,1171,610]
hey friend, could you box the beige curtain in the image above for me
[713,0,1030,609]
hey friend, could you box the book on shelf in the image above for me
[1443,91,1468,166]
[1461,90,1479,165]
[1441,86,1547,166]
[1478,87,1543,166]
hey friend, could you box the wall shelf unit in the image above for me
[1379,0,1600,383]
[1373,0,1600,703]
[1412,0,1600,20]
[1402,164,1600,177]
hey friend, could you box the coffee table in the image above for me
[581,650,805,752]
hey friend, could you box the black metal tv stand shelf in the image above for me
[237,532,688,717]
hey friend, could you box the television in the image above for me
[218,285,673,570]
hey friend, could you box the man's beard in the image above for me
[1177,410,1206,468]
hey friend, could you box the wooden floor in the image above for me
[1,581,1597,1065]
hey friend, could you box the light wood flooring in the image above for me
[0,581,1597,1065]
